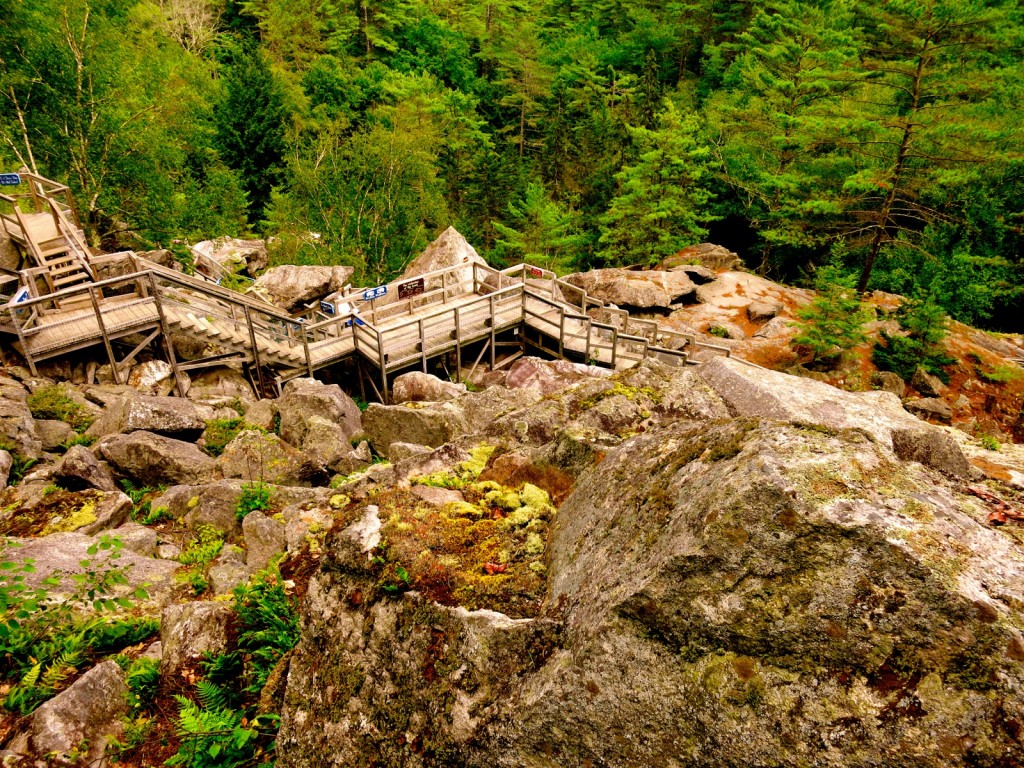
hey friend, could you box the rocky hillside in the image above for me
[0,340,1023,765]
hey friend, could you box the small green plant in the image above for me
[353,395,369,412]
[977,363,1023,385]
[26,385,95,433]
[980,434,1001,451]
[202,418,249,457]
[179,525,224,567]
[236,483,272,521]
[792,264,871,367]
[60,433,96,450]
[124,656,161,712]
[706,325,731,339]
[141,505,173,526]
[873,294,956,382]
[7,452,38,486]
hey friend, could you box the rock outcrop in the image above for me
[191,236,269,278]
[562,268,697,310]
[249,264,355,312]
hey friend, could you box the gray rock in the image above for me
[191,236,269,278]
[156,543,181,560]
[891,428,972,478]
[330,440,372,477]
[752,316,794,339]
[905,397,954,423]
[249,264,354,312]
[562,268,696,310]
[209,562,249,596]
[35,419,74,451]
[26,660,127,764]
[52,444,118,492]
[112,522,158,557]
[746,300,782,322]
[411,485,464,506]
[392,372,466,403]
[400,226,487,296]
[300,416,352,470]
[126,359,181,397]
[100,431,219,485]
[87,393,206,439]
[283,504,333,551]
[871,370,906,397]
[244,399,279,432]
[704,321,746,340]
[911,367,948,397]
[278,378,362,447]
[4,532,178,604]
[696,356,922,444]
[0,396,42,458]
[242,511,287,571]
[387,442,432,463]
[362,403,464,456]
[0,450,11,488]
[504,357,611,396]
[160,601,234,676]
[187,367,255,404]
[663,242,741,270]
[220,429,326,487]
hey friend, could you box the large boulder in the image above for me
[277,418,1024,768]
[249,264,354,312]
[186,366,254,404]
[191,236,269,279]
[99,430,219,485]
[0,396,42,458]
[662,242,742,270]
[86,393,206,439]
[504,357,611,396]
[392,372,466,403]
[242,511,286,571]
[562,268,696,310]
[362,403,464,456]
[277,378,362,447]
[160,601,234,676]
[220,430,327,487]
[400,226,487,295]
[19,660,128,764]
[696,356,922,444]
[51,444,118,492]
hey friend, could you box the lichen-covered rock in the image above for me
[746,299,782,322]
[911,367,948,398]
[112,521,158,557]
[400,226,487,296]
[34,418,74,451]
[22,660,127,764]
[562,268,697,310]
[892,428,973,478]
[0,449,12,488]
[99,430,219,485]
[51,444,117,492]
[160,601,234,676]
[186,366,254,404]
[220,429,327,487]
[242,510,286,571]
[249,264,354,312]
[362,403,465,455]
[277,378,362,447]
[300,417,370,475]
[392,372,466,403]
[504,357,611,396]
[872,370,907,397]
[0,396,42,458]
[280,415,1024,768]
[906,397,954,423]
[86,393,206,439]
[192,236,268,278]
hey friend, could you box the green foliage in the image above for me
[236,483,272,521]
[793,265,871,366]
[60,433,96,450]
[980,434,1001,452]
[165,694,273,768]
[873,296,955,382]
[0,536,149,714]
[26,386,94,433]
[706,326,731,339]
[232,568,301,694]
[179,526,225,567]
[125,656,161,712]
[142,506,174,526]
[977,363,1023,385]
[202,418,248,457]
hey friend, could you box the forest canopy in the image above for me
[1,0,1022,328]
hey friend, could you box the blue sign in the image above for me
[362,285,387,301]
[0,173,21,187]
[8,287,30,305]
[319,300,335,315]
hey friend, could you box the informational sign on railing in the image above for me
[362,285,387,301]
[527,266,543,278]
[0,174,21,187]
[398,278,424,300]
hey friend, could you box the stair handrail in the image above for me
[45,196,95,280]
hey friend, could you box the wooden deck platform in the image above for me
[0,254,731,399]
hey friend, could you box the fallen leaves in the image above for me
[966,485,1024,525]
[482,562,508,575]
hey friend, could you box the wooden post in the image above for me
[89,285,121,384]
[472,263,478,293]
[149,274,186,398]
[419,318,427,373]
[7,306,32,375]
[610,327,618,369]
[441,269,448,302]
[243,305,267,397]
[302,324,313,378]
[558,306,565,359]
[453,307,462,382]
[489,294,496,370]
[550,275,556,300]
[584,318,592,364]
[376,328,389,403]
[357,358,367,403]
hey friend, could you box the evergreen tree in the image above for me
[792,263,871,366]
[598,101,717,266]
[491,181,584,271]
[215,46,289,222]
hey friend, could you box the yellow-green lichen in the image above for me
[42,500,97,535]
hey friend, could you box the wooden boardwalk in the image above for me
[0,251,730,399]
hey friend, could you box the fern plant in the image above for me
[165,694,273,768]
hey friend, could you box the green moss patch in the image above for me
[27,385,94,433]
[0,489,104,536]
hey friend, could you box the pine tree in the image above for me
[598,101,717,266]
[491,181,585,271]
[792,263,871,366]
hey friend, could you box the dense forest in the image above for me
[1,0,1022,328]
